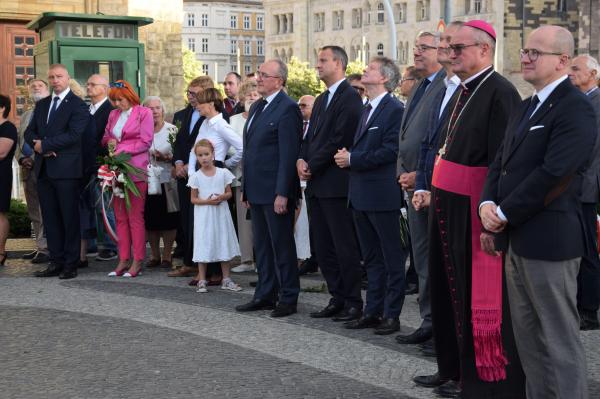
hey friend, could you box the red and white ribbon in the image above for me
[97,165,119,243]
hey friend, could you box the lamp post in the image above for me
[382,0,397,61]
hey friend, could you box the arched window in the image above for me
[377,43,384,56]
[377,3,385,23]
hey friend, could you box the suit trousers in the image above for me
[113,181,147,261]
[37,169,81,269]
[406,191,432,330]
[577,202,600,315]
[234,187,254,264]
[250,203,299,305]
[506,245,588,399]
[22,169,47,254]
[307,197,363,309]
[353,209,407,319]
[177,177,195,267]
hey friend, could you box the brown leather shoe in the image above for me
[167,266,197,277]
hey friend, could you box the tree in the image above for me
[285,56,325,100]
[182,49,203,101]
[346,59,366,76]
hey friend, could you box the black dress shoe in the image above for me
[332,307,362,322]
[581,317,600,331]
[413,372,449,388]
[420,339,437,357]
[432,380,461,398]
[405,283,419,295]
[77,260,89,269]
[22,250,38,260]
[235,299,275,312]
[249,280,258,287]
[344,315,382,329]
[396,327,432,344]
[310,303,344,318]
[59,269,78,279]
[34,264,62,277]
[271,303,297,317]
[298,258,318,275]
[374,318,400,335]
[31,252,50,264]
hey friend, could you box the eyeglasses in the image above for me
[256,71,281,79]
[400,78,416,83]
[519,48,565,62]
[187,90,200,96]
[414,44,438,53]
[110,82,125,88]
[351,85,365,93]
[86,82,106,87]
[448,43,481,55]
[298,103,312,108]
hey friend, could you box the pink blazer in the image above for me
[102,105,153,181]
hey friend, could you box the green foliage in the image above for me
[8,199,31,238]
[346,59,366,76]
[285,56,325,101]
[182,49,203,102]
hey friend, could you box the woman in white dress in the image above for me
[188,139,242,293]
[229,80,261,273]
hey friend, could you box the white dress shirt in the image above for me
[325,78,346,108]
[188,113,243,172]
[89,97,109,115]
[47,87,71,122]
[247,90,280,129]
[150,121,176,183]
[112,108,132,141]
[348,91,388,165]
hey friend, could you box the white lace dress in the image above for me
[188,168,240,263]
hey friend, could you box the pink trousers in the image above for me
[113,181,147,261]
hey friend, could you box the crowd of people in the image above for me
[0,17,598,399]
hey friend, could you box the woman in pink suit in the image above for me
[102,80,153,277]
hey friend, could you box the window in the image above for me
[13,36,35,57]
[333,11,344,30]
[244,64,252,74]
[352,8,362,28]
[377,43,384,56]
[244,40,251,55]
[417,1,430,21]
[474,0,482,13]
[188,38,195,52]
[202,64,209,75]
[314,13,325,32]
[230,15,238,29]
[201,38,208,53]
[396,3,407,23]
[377,3,385,24]
[257,40,264,56]
[187,13,195,27]
[230,40,238,54]
[201,13,208,27]
[365,5,371,25]
[257,15,264,30]
[243,15,251,29]
[231,64,237,72]
[557,0,567,12]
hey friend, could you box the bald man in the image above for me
[298,95,314,139]
[481,26,595,398]
[86,74,117,261]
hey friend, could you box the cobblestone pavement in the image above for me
[0,252,599,399]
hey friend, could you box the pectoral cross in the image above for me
[438,144,446,157]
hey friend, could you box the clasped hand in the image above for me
[334,148,350,168]
[479,203,506,233]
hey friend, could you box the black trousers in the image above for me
[37,168,81,271]
[177,177,194,267]
[577,202,600,315]
[308,197,363,309]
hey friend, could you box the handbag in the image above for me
[165,179,180,213]
[147,163,163,195]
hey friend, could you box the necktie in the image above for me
[358,103,373,132]
[47,96,60,124]
[249,99,268,129]
[515,95,540,139]
[321,90,330,114]
[403,78,431,127]
[302,120,309,139]
[225,98,234,114]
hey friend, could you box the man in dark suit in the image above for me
[297,46,365,322]
[170,76,212,277]
[480,26,595,398]
[569,54,600,331]
[24,64,90,279]
[86,74,117,262]
[396,31,445,345]
[236,59,302,317]
[223,72,244,117]
[334,56,406,335]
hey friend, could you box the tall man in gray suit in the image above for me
[396,31,445,344]
[569,54,600,330]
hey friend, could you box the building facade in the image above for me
[183,0,265,82]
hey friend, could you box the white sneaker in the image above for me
[231,263,255,273]
[197,280,208,293]
[221,279,243,292]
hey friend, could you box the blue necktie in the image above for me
[403,78,431,127]
[47,96,60,124]
[358,103,372,132]
[515,95,540,139]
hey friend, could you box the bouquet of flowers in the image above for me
[168,121,180,152]
[97,141,146,209]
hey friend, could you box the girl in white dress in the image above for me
[188,139,242,293]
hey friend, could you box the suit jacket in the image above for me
[93,99,115,157]
[173,105,204,166]
[242,90,302,204]
[102,105,154,181]
[300,79,364,198]
[581,88,600,203]
[397,69,446,175]
[481,78,597,261]
[24,90,90,179]
[348,93,404,211]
